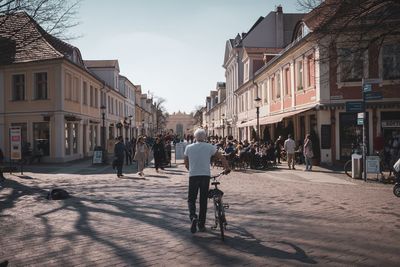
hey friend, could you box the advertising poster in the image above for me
[10,127,22,160]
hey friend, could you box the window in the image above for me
[306,54,315,87]
[89,85,93,107]
[284,67,291,96]
[263,82,268,103]
[297,61,303,90]
[383,44,400,80]
[65,73,72,100]
[83,81,88,105]
[34,72,48,100]
[73,123,78,153]
[276,72,281,99]
[338,48,363,82]
[94,88,98,108]
[271,77,275,100]
[65,123,71,155]
[33,122,50,156]
[12,74,25,101]
[74,77,79,102]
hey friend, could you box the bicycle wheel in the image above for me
[217,202,225,240]
[344,160,352,178]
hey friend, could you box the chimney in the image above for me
[275,5,284,47]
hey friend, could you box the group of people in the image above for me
[113,134,172,177]
[206,134,315,171]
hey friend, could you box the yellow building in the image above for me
[0,12,104,162]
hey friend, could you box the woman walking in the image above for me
[152,137,165,172]
[134,136,149,176]
[303,134,314,171]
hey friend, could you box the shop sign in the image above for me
[346,101,364,113]
[363,83,372,92]
[382,120,400,128]
[366,156,380,174]
[364,91,383,100]
[9,127,22,160]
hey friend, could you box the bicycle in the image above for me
[208,171,230,241]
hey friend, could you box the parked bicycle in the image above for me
[208,171,230,240]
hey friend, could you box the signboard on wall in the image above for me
[9,127,22,160]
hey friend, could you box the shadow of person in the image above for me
[192,224,317,265]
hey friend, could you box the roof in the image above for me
[302,0,341,31]
[84,60,120,71]
[0,12,82,65]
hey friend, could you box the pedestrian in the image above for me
[152,137,165,172]
[284,134,296,170]
[184,128,230,233]
[275,136,283,164]
[114,136,126,177]
[0,148,4,163]
[125,138,132,165]
[303,134,314,171]
[134,136,149,177]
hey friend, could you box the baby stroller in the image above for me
[393,158,400,197]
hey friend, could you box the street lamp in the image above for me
[221,113,225,138]
[254,97,261,142]
[100,105,107,163]
[128,115,133,140]
[141,119,145,136]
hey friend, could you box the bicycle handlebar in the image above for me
[211,170,230,179]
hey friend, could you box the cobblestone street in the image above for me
[1,160,400,266]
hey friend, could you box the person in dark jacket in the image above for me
[114,136,126,177]
[152,137,165,172]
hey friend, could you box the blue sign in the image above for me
[346,101,364,113]
[364,91,383,100]
[363,84,372,92]
[357,118,364,125]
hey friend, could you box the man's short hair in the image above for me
[194,128,207,141]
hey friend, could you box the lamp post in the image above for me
[141,119,145,136]
[100,105,107,163]
[221,113,225,138]
[128,115,133,140]
[255,97,261,143]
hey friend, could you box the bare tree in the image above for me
[154,97,168,134]
[0,0,81,40]
[192,105,204,127]
[297,0,400,81]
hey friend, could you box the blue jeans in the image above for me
[305,156,312,170]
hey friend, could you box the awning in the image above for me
[239,105,316,128]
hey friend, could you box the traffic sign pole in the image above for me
[362,79,367,181]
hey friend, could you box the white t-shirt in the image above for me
[284,138,296,154]
[184,142,217,177]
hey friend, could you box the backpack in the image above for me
[47,188,70,200]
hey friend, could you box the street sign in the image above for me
[364,91,383,100]
[363,78,382,84]
[363,83,372,92]
[357,118,364,125]
[346,101,364,113]
[92,150,103,164]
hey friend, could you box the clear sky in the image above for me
[71,0,300,114]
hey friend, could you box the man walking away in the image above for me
[184,128,230,234]
[152,137,165,172]
[284,134,296,170]
[114,136,126,177]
